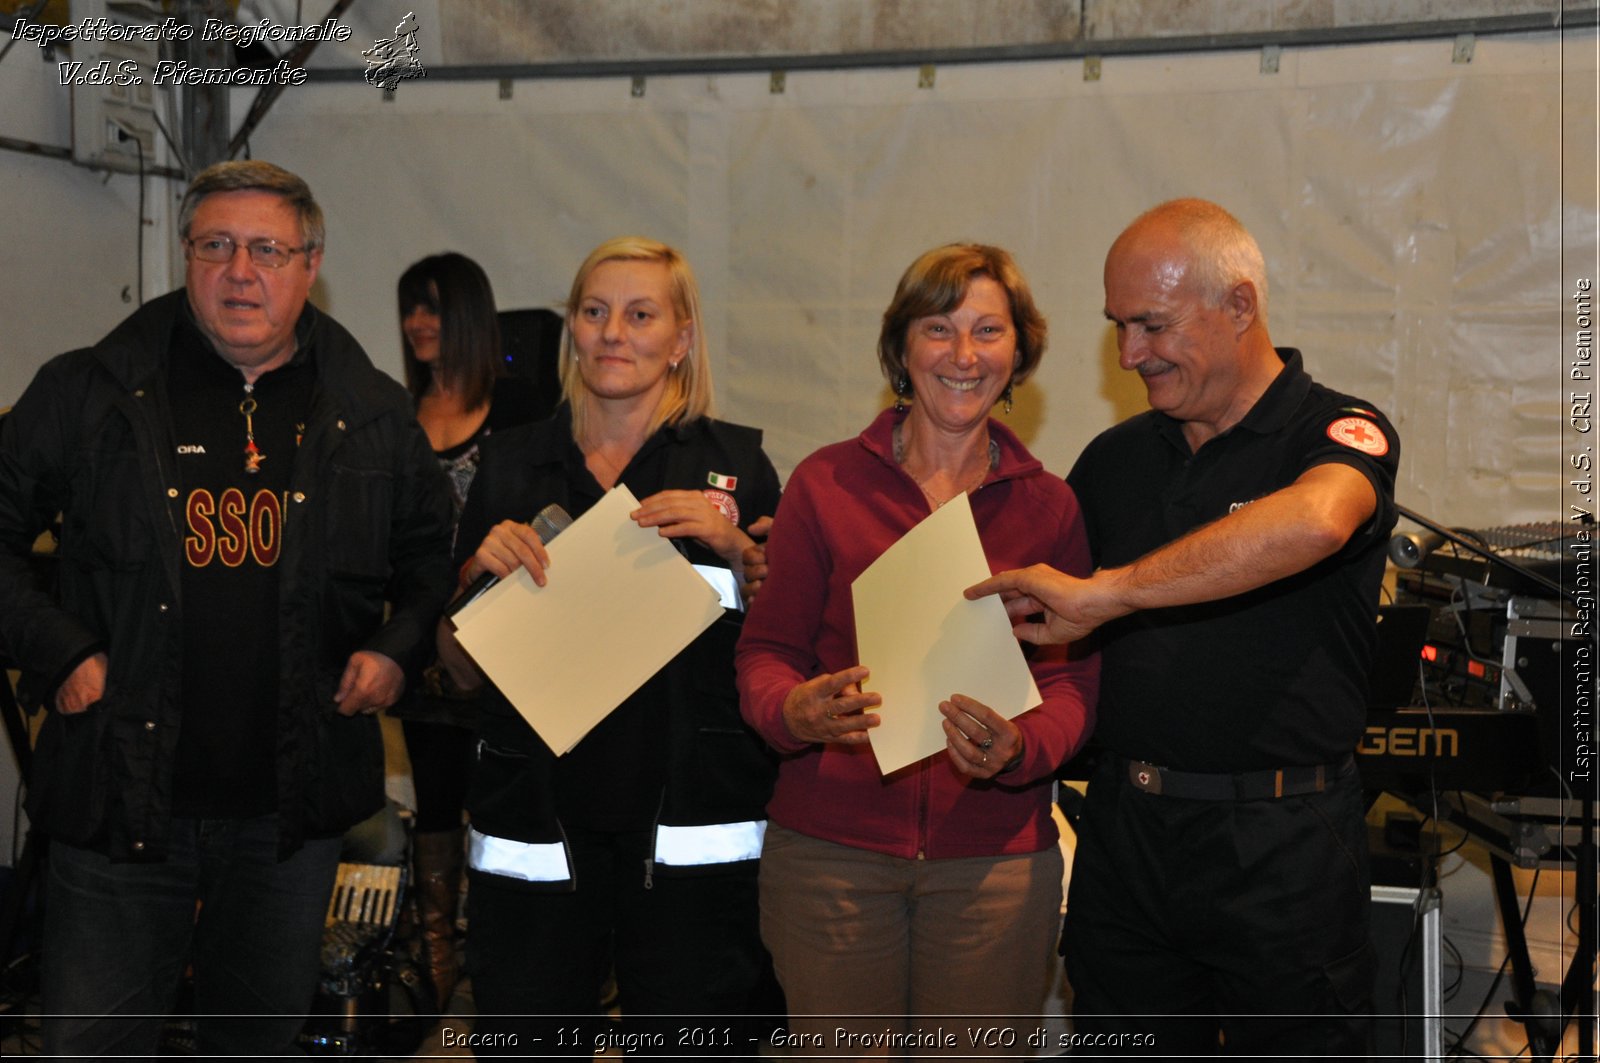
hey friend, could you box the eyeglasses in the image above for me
[185,234,312,269]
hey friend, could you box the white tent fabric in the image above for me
[237,28,1594,526]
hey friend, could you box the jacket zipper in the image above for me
[644,789,667,889]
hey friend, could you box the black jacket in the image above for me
[0,290,455,859]
[455,410,780,875]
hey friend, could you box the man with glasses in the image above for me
[0,160,454,1057]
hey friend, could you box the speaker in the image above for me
[1501,597,1590,792]
[1370,884,1443,1059]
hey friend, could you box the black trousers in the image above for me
[1062,759,1375,1058]
[467,826,769,1058]
[401,719,474,833]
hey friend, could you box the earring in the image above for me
[893,373,912,410]
[1002,384,1014,415]
[670,361,681,372]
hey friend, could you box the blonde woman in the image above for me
[442,237,780,1055]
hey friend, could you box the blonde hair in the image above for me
[560,237,715,443]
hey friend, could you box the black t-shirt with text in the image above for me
[166,318,315,818]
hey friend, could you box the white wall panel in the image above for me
[6,27,1594,532]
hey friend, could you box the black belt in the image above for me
[1119,753,1354,801]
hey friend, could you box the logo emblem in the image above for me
[703,488,740,526]
[1326,416,1389,457]
[363,11,426,92]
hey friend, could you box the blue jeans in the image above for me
[42,815,341,1060]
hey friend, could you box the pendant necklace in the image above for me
[240,383,264,474]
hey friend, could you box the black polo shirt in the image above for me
[1067,349,1399,773]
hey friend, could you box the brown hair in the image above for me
[877,243,1047,397]
[178,160,324,251]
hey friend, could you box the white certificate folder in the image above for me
[852,493,1041,775]
[451,485,725,754]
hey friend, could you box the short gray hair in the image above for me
[178,160,325,251]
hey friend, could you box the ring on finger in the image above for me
[979,736,995,751]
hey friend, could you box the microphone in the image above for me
[1387,529,1445,569]
[447,503,573,619]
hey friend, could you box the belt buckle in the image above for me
[1128,759,1163,795]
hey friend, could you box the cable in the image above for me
[0,1,51,71]
[107,119,148,305]
[150,110,190,179]
[1413,794,1473,860]
[1444,949,1514,1058]
[133,133,145,305]
[7,776,19,868]
[1442,934,1466,1001]
[1444,866,1543,1056]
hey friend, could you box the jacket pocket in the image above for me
[300,706,384,837]
[465,741,558,843]
[322,463,394,582]
[685,613,744,732]
[26,700,112,847]
[678,615,775,816]
[63,441,156,573]
[1322,940,1377,1013]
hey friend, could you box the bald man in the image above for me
[970,199,1399,1055]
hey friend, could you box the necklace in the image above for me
[580,413,649,489]
[583,439,634,488]
[239,383,264,474]
[913,465,988,508]
[892,422,998,508]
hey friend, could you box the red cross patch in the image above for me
[1326,416,1389,457]
[703,488,740,526]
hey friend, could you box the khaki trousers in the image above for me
[758,823,1062,1060]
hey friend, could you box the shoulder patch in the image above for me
[1326,416,1389,457]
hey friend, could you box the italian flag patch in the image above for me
[707,471,738,490]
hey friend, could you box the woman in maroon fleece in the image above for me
[736,244,1099,1057]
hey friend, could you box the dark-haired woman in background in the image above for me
[394,252,548,1010]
